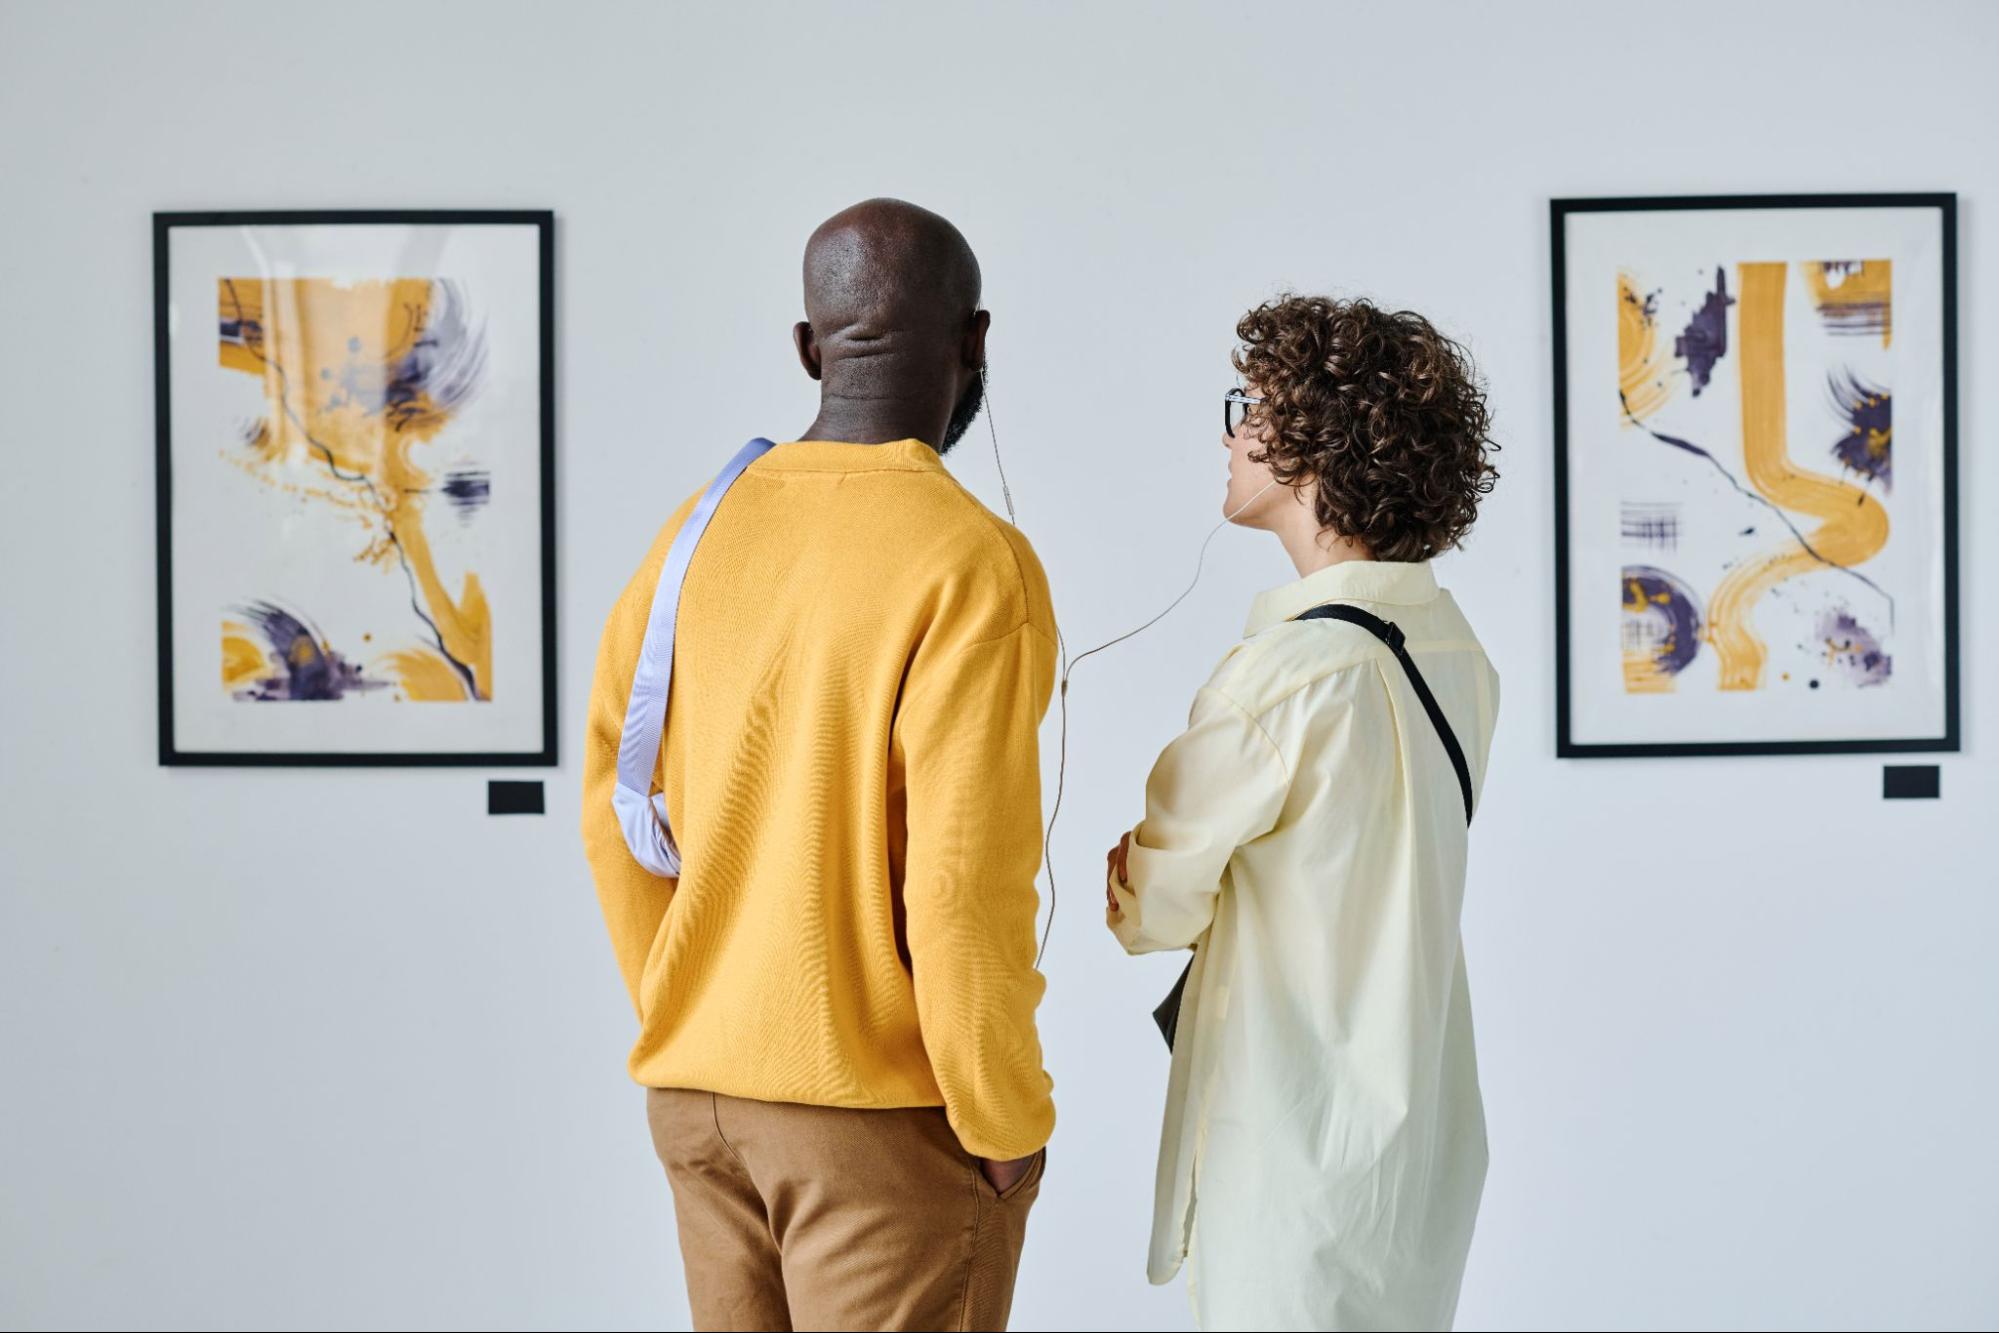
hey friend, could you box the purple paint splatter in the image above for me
[1828,372,1891,492]
[1620,502,1680,551]
[383,280,487,428]
[1812,261,1890,339]
[1816,606,1891,688]
[1673,267,1732,396]
[233,602,385,702]
[321,279,489,428]
[1622,566,1704,676]
[440,468,491,523]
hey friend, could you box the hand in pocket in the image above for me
[979,1149,1042,1198]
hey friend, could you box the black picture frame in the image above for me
[154,209,557,767]
[1550,192,1958,759]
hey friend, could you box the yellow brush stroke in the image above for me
[1617,272,1673,421]
[1804,260,1892,347]
[1622,654,1673,692]
[1706,262,1891,690]
[383,647,471,701]
[221,623,270,692]
[221,449,375,525]
[218,277,492,699]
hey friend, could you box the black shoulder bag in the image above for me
[1150,603,1476,1050]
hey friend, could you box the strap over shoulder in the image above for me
[1293,601,1475,826]
[1155,599,1478,1052]
[613,438,777,877]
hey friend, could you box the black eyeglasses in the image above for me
[1224,388,1263,435]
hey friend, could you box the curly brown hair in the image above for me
[1233,294,1498,562]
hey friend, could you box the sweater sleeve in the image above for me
[892,565,1058,1161]
[579,501,695,1020]
[1108,685,1290,954]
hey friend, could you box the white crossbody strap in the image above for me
[612,437,776,876]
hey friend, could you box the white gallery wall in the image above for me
[1,2,1992,1329]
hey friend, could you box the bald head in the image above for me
[793,199,991,451]
[803,198,981,344]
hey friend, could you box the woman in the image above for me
[1105,294,1501,1331]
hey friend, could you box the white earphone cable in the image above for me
[981,369,1274,967]
[1033,478,1274,966]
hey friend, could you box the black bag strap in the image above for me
[1152,602,1477,1051]
[1294,602,1475,826]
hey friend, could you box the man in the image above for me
[581,199,1056,1332]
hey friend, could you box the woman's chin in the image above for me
[1224,492,1264,528]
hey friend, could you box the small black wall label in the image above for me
[489,780,546,815]
[1882,766,1940,800]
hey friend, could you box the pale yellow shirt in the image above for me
[1108,559,1499,1331]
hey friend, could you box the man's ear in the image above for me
[963,308,991,371]
[793,321,822,381]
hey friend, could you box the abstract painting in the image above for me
[156,212,555,765]
[1553,195,1957,757]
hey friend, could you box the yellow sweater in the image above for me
[581,438,1057,1160]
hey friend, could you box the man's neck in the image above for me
[799,389,948,448]
[797,415,923,447]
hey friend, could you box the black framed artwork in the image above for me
[1551,194,1958,758]
[155,210,556,766]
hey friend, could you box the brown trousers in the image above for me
[646,1088,1044,1332]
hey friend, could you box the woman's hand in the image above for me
[1105,832,1132,912]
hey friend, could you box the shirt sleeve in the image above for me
[893,603,1059,1162]
[1107,685,1290,954]
[578,502,695,1021]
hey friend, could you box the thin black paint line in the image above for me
[1617,391,1895,627]
[222,278,484,698]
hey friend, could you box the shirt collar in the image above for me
[756,438,945,473]
[1245,560,1439,636]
